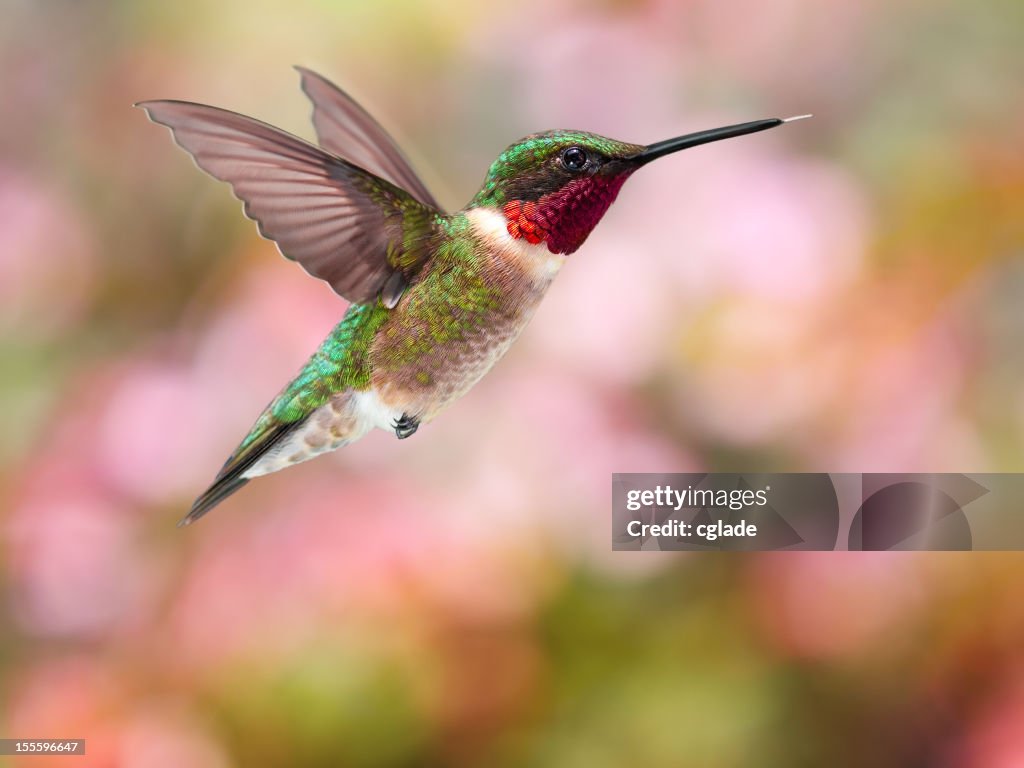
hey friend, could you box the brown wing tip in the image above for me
[293,65,329,80]
[294,65,323,91]
[294,67,340,107]
[134,100,191,127]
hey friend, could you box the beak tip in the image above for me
[635,114,812,165]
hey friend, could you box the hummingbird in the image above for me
[138,68,809,525]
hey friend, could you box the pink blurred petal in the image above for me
[97,362,218,503]
[7,494,150,638]
[750,552,928,659]
[0,170,96,334]
[116,705,229,768]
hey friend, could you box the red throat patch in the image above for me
[503,200,544,245]
[502,173,632,255]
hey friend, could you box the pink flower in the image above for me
[827,285,980,471]
[4,657,227,768]
[113,704,229,768]
[4,656,122,764]
[749,552,928,659]
[680,0,876,93]
[469,11,682,138]
[521,228,679,386]
[0,170,96,335]
[97,360,220,504]
[7,492,152,638]
[644,144,868,305]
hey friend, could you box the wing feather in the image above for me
[295,67,442,210]
[138,99,440,305]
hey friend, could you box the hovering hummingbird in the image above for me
[139,68,809,525]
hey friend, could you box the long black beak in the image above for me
[631,114,811,166]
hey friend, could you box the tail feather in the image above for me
[180,476,250,527]
[179,417,309,527]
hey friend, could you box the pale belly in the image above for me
[372,308,538,423]
[244,324,531,478]
[243,388,409,477]
[244,207,564,477]
[368,207,563,423]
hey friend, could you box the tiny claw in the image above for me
[393,413,419,439]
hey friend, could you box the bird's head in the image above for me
[470,117,809,255]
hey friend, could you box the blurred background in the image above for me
[1,0,1023,765]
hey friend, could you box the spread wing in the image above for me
[295,67,441,210]
[138,100,441,306]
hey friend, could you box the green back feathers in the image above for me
[234,302,389,455]
[371,217,502,375]
[270,303,390,422]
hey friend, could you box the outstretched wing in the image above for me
[138,100,441,306]
[295,67,441,210]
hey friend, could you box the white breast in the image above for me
[465,207,567,286]
[351,388,403,431]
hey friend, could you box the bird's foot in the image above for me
[393,413,419,439]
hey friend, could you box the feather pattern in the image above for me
[295,67,441,210]
[137,99,441,305]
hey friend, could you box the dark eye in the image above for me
[561,146,589,172]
